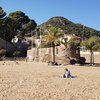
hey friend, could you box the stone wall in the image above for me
[27,44,77,64]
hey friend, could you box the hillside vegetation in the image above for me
[38,16,100,39]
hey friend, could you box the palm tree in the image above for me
[44,26,64,63]
[82,36,100,65]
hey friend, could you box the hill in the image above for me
[38,16,100,39]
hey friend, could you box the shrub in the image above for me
[0,49,6,57]
[13,51,21,57]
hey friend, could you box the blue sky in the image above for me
[0,0,100,30]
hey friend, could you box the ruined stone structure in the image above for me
[27,34,82,64]
[27,43,80,64]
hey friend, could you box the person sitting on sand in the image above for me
[63,68,72,78]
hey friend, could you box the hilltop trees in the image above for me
[39,17,100,39]
[22,19,37,36]
[0,7,37,42]
[6,11,37,42]
[82,36,100,65]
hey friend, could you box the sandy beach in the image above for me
[0,58,100,100]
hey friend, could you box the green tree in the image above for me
[3,17,18,42]
[5,11,37,42]
[0,10,37,42]
[44,26,64,63]
[22,20,37,36]
[0,7,6,18]
[0,7,6,39]
[82,36,100,65]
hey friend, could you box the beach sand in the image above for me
[0,58,100,100]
